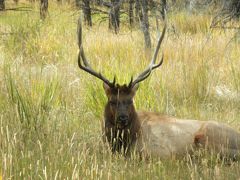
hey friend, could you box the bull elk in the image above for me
[77,19,240,160]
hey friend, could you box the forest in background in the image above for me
[1,0,240,179]
[1,0,240,48]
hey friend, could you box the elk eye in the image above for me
[109,101,117,106]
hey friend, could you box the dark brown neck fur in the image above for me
[104,103,141,155]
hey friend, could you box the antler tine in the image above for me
[129,56,163,87]
[129,22,167,88]
[77,18,115,88]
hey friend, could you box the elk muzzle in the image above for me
[116,114,129,129]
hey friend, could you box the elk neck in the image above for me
[104,102,141,154]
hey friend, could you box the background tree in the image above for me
[108,0,122,33]
[139,0,151,49]
[211,0,240,28]
[14,0,19,5]
[135,0,140,23]
[161,0,167,20]
[76,0,81,7]
[129,0,134,27]
[228,0,240,17]
[83,0,92,26]
[0,0,5,11]
[40,0,48,19]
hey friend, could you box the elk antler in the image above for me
[77,18,116,88]
[129,22,167,88]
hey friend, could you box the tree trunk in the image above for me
[139,0,151,49]
[75,0,80,7]
[161,0,167,20]
[135,0,140,23]
[109,0,121,34]
[13,0,19,5]
[0,0,5,11]
[40,0,48,20]
[83,0,92,26]
[231,0,240,17]
[149,0,155,10]
[129,0,134,27]
[95,0,101,5]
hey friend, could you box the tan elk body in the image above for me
[138,112,240,159]
[77,19,240,159]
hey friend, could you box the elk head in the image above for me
[77,18,166,130]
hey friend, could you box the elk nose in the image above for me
[117,115,128,123]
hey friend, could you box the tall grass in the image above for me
[0,2,240,179]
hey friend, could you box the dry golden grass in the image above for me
[0,2,240,179]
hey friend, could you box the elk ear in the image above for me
[131,84,139,96]
[103,82,111,95]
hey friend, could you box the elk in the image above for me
[77,19,240,160]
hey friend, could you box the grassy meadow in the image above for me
[1,1,240,179]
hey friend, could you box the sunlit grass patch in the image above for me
[0,2,240,179]
[169,11,211,34]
